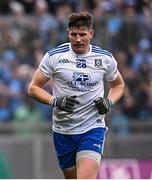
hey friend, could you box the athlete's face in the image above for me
[68,27,94,54]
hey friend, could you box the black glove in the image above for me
[94,97,113,115]
[53,95,79,112]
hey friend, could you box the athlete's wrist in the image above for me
[48,96,57,107]
[107,98,114,109]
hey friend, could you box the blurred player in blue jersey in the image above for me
[28,12,124,179]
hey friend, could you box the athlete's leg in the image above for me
[75,127,107,179]
[63,166,77,179]
[76,157,99,179]
[76,150,101,179]
[53,132,78,178]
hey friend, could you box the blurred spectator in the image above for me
[115,1,141,51]
[34,0,58,50]
[132,38,152,71]
[55,3,72,44]
[13,95,45,138]
[111,105,129,136]
[137,61,152,119]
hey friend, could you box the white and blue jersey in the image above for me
[39,43,119,134]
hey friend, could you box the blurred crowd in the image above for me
[0,0,152,133]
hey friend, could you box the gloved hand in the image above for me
[94,97,113,115]
[52,95,79,112]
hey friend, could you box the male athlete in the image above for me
[28,12,124,179]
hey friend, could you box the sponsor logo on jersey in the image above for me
[94,59,103,68]
[73,73,91,82]
[58,58,69,63]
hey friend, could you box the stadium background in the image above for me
[0,0,152,178]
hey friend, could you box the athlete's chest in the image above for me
[53,54,109,83]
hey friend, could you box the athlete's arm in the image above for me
[28,69,53,105]
[28,69,80,112]
[107,71,125,104]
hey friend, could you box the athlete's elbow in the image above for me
[27,83,35,97]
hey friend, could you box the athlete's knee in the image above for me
[76,157,99,179]
[76,151,101,179]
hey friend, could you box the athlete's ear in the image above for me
[90,29,94,38]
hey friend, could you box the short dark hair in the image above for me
[68,12,93,29]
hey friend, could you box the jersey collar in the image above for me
[69,43,92,57]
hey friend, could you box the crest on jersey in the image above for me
[94,59,103,68]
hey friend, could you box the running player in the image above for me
[28,12,125,179]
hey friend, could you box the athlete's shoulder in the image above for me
[91,45,112,58]
[47,43,70,57]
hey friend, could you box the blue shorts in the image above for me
[53,127,107,169]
